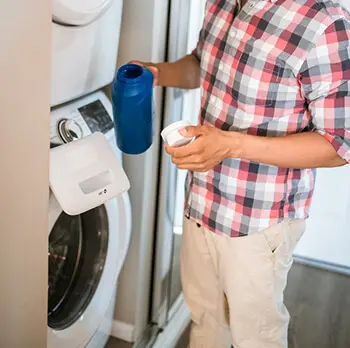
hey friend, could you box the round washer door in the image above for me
[52,0,113,26]
[47,190,132,347]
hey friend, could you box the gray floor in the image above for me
[286,263,350,348]
[105,337,133,348]
[106,263,350,348]
[105,332,189,348]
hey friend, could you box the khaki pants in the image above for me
[181,218,305,348]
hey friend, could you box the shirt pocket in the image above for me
[231,50,284,108]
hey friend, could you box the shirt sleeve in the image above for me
[299,18,350,162]
[192,26,205,62]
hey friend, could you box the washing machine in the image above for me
[51,0,123,107]
[48,91,132,348]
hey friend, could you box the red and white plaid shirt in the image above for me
[185,0,350,237]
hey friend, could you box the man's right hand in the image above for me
[129,55,200,90]
[129,61,159,86]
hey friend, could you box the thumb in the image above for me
[147,66,159,85]
[179,126,203,137]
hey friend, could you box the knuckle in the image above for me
[200,161,209,170]
[194,155,202,163]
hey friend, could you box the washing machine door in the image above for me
[47,190,132,347]
[52,0,113,26]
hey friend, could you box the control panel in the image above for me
[50,92,114,146]
[78,100,114,134]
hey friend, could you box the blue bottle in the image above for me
[112,64,154,155]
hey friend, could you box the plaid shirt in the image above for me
[185,0,350,237]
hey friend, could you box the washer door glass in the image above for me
[48,205,109,330]
[52,0,112,26]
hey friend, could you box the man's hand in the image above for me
[165,125,241,172]
[165,124,347,170]
[129,61,159,86]
[129,55,200,89]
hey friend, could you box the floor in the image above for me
[105,332,189,348]
[105,338,132,348]
[106,263,350,348]
[285,263,350,348]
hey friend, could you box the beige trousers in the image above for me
[181,218,305,348]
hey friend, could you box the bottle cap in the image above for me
[161,120,194,147]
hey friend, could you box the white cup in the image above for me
[162,121,209,174]
[161,120,194,147]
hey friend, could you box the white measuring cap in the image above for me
[50,132,130,216]
[161,120,194,147]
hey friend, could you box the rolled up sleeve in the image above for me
[192,27,205,62]
[299,18,350,162]
[191,2,209,62]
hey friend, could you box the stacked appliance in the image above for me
[48,1,131,347]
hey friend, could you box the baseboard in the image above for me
[152,295,191,348]
[111,320,135,343]
[294,255,350,276]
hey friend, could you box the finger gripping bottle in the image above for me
[112,63,154,155]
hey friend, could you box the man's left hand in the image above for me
[165,125,242,172]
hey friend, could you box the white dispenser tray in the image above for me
[50,132,130,215]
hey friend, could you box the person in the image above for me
[133,0,350,346]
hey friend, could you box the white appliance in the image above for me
[112,1,206,346]
[51,0,123,107]
[47,91,132,348]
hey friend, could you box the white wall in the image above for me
[339,0,350,10]
[294,166,350,268]
[0,1,51,347]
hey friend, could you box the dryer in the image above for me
[51,0,123,107]
[48,91,131,348]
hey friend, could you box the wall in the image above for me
[0,1,51,347]
[294,166,350,268]
[112,0,169,341]
[339,0,349,9]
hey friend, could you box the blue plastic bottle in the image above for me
[111,64,154,155]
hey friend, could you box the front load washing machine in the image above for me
[48,91,131,348]
[51,0,123,107]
